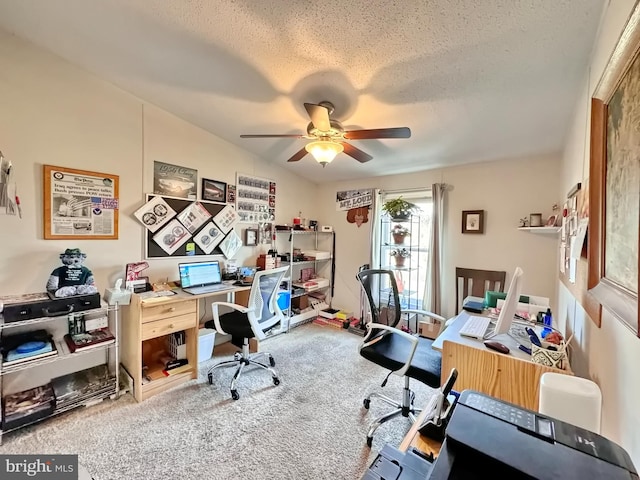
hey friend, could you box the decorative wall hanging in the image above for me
[461,210,484,234]
[133,196,176,232]
[235,173,275,223]
[588,2,640,334]
[153,161,197,199]
[43,165,119,240]
[144,195,229,259]
[201,178,227,203]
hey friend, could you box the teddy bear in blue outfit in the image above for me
[47,248,98,298]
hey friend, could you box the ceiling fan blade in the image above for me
[304,103,331,132]
[343,127,411,140]
[240,134,305,138]
[286,147,309,163]
[341,142,373,163]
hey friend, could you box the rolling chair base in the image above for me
[207,338,280,400]
[362,376,421,447]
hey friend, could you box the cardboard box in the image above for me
[418,320,441,340]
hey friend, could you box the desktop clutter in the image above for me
[460,269,569,371]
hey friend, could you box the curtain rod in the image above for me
[381,184,447,195]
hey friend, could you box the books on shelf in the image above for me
[64,328,115,353]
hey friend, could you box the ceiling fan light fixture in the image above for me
[305,140,344,167]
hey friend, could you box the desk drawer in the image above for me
[141,313,196,340]
[141,300,196,323]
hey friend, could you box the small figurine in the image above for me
[46,248,98,298]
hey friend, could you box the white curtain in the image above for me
[424,183,446,314]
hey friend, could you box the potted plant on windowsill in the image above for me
[390,247,410,267]
[382,197,420,221]
[391,224,410,245]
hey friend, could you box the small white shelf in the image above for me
[518,227,561,234]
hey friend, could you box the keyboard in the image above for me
[459,315,491,339]
[183,284,233,295]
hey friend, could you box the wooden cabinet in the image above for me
[121,294,198,402]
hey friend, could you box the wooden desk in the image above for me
[399,408,442,458]
[432,311,571,411]
[121,285,250,402]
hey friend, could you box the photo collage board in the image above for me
[136,195,240,259]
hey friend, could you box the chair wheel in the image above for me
[273,376,280,386]
[366,436,373,448]
[207,373,213,385]
[234,352,241,360]
[269,355,276,367]
[231,390,240,400]
[363,398,371,409]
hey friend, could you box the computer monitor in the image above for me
[491,267,523,337]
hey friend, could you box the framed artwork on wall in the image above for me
[43,165,119,240]
[201,178,227,203]
[461,210,484,234]
[589,3,640,335]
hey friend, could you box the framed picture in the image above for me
[461,210,484,234]
[201,178,227,203]
[43,165,119,240]
[545,215,558,227]
[153,161,197,199]
[244,228,258,247]
[588,3,640,334]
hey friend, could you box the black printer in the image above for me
[363,390,638,480]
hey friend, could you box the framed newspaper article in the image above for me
[43,165,119,240]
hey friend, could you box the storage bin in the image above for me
[198,328,216,363]
[277,290,290,311]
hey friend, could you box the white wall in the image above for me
[558,0,640,465]
[0,29,318,295]
[318,153,561,319]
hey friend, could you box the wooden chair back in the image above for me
[455,267,507,313]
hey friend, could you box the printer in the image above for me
[363,390,638,479]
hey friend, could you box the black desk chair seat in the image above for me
[360,334,441,387]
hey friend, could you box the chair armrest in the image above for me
[402,309,446,323]
[211,302,251,335]
[363,323,419,377]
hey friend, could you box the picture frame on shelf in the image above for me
[588,2,640,333]
[201,178,227,203]
[461,210,484,234]
[545,215,558,227]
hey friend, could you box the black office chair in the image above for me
[205,266,289,400]
[357,268,445,446]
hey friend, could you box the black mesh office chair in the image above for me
[205,266,289,400]
[357,268,445,446]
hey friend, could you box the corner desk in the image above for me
[121,285,251,402]
[432,311,571,411]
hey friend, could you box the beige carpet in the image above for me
[1,323,437,480]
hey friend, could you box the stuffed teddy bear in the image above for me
[46,248,98,298]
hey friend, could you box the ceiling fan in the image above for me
[240,101,411,167]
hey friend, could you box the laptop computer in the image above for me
[178,260,231,295]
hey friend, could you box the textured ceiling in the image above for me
[0,0,604,184]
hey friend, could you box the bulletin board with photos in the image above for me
[138,194,240,259]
